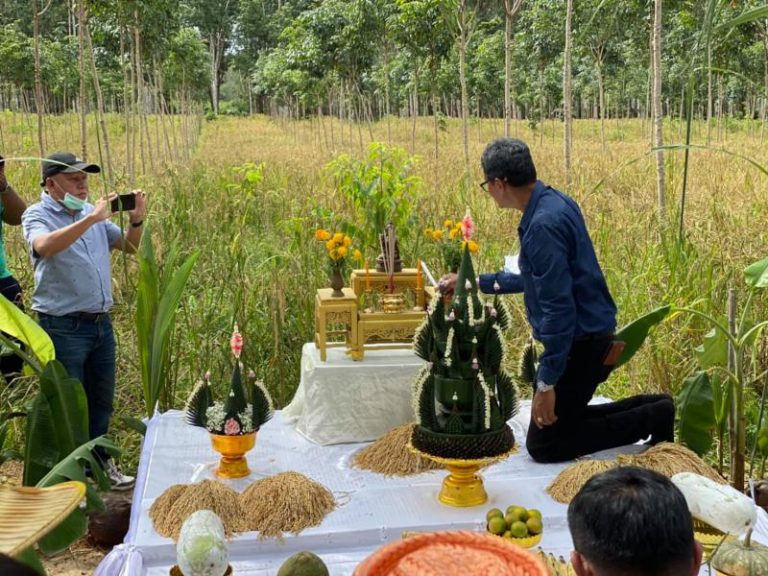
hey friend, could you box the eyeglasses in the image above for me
[479,178,494,192]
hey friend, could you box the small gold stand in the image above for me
[408,444,516,507]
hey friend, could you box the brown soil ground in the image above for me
[1,460,108,575]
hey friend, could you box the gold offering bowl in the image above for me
[209,432,256,479]
[170,565,233,575]
[408,444,517,507]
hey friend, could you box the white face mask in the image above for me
[61,192,86,211]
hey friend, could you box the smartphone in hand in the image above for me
[110,193,136,213]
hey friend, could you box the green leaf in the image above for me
[711,373,731,431]
[715,6,768,33]
[676,371,716,456]
[23,394,59,487]
[119,415,147,436]
[39,361,89,458]
[745,256,768,289]
[16,547,47,575]
[614,305,672,368]
[695,328,728,368]
[0,295,55,372]
[37,508,87,556]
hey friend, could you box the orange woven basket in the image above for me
[354,531,549,576]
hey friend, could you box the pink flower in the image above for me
[224,418,241,436]
[461,212,474,241]
[230,324,243,359]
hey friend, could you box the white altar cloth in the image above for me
[96,407,768,576]
[282,343,423,445]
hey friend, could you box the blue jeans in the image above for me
[38,313,116,461]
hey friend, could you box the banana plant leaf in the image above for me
[23,394,59,487]
[39,361,89,459]
[0,295,55,372]
[745,256,768,289]
[614,305,671,369]
[36,436,118,555]
[676,371,716,456]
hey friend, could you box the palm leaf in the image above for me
[417,374,438,430]
[184,380,212,428]
[224,362,248,417]
[496,370,519,422]
[249,380,274,430]
[518,340,537,386]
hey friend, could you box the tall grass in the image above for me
[1,112,767,469]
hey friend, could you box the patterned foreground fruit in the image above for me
[712,529,768,576]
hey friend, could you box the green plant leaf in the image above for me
[39,361,89,458]
[37,508,87,556]
[119,415,147,436]
[0,295,55,371]
[16,547,47,575]
[715,5,768,33]
[695,327,728,368]
[23,394,59,487]
[676,371,716,456]
[614,305,672,368]
[745,256,768,289]
[711,373,731,431]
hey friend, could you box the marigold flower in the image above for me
[343,236,353,247]
[424,227,434,237]
[329,248,341,260]
[468,240,480,253]
[443,219,454,228]
[338,246,348,258]
[353,249,363,261]
[432,230,444,241]
[333,232,344,243]
[315,228,331,241]
[449,228,461,240]
[326,239,336,251]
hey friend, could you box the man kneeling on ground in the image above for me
[568,466,702,576]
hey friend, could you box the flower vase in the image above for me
[209,432,256,479]
[330,267,345,297]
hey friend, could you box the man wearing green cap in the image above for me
[21,151,146,490]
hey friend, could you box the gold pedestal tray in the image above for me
[409,444,516,507]
[210,432,256,479]
[693,518,734,561]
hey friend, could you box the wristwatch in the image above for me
[536,381,555,393]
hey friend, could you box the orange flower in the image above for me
[338,246,348,258]
[353,249,363,261]
[333,232,344,243]
[326,239,336,251]
[343,236,353,247]
[315,228,331,241]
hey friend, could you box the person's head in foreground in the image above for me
[40,151,100,210]
[0,554,40,576]
[480,138,537,211]
[567,466,702,576]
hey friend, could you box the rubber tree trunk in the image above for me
[32,0,45,157]
[563,0,574,188]
[652,0,666,219]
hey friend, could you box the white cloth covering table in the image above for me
[282,343,422,445]
[96,405,768,576]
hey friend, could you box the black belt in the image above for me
[573,332,614,342]
[39,311,110,322]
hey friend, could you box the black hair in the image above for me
[567,467,695,576]
[480,138,537,187]
[0,554,41,576]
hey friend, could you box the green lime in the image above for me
[505,505,528,523]
[526,517,543,535]
[504,513,516,528]
[510,520,529,538]
[502,530,513,540]
[486,508,504,522]
[487,516,507,535]
[527,509,542,521]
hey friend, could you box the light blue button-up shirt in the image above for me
[22,192,122,316]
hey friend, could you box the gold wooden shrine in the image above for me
[314,268,434,361]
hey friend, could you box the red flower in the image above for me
[224,418,241,435]
[461,212,474,241]
[230,324,243,359]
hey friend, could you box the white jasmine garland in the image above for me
[445,327,455,362]
[411,366,430,424]
[413,319,428,347]
[467,295,475,327]
[253,379,275,411]
[477,372,492,430]
[205,402,227,433]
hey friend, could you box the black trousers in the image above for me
[526,336,675,463]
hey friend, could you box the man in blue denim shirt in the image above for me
[472,139,674,462]
[22,152,146,489]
